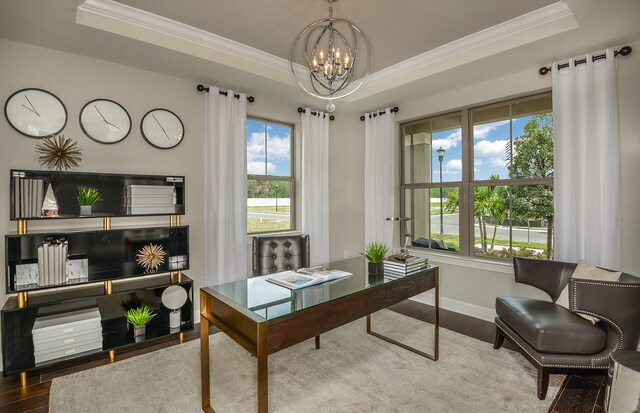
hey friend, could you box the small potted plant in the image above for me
[77,186,101,215]
[360,242,390,275]
[125,306,156,337]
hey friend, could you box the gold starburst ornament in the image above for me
[35,135,82,171]
[136,243,166,273]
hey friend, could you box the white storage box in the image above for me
[32,308,102,363]
[35,339,103,364]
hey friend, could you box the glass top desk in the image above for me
[200,257,439,413]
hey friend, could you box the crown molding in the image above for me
[76,0,303,85]
[344,2,577,102]
[76,0,576,103]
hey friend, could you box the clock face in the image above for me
[4,88,67,138]
[141,109,184,149]
[79,99,131,144]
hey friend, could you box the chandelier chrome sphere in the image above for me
[289,0,372,112]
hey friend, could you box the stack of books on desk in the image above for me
[383,256,429,279]
[125,185,176,215]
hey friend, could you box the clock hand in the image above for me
[21,104,39,116]
[24,95,40,117]
[94,105,108,123]
[152,114,171,140]
[105,121,120,130]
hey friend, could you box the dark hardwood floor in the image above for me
[0,300,605,413]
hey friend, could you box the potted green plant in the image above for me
[77,186,101,215]
[360,242,390,275]
[125,306,156,337]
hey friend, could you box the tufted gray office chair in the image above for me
[252,234,320,348]
[252,234,310,277]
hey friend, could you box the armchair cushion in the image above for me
[496,297,607,355]
[555,260,621,323]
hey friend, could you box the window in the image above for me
[401,113,462,252]
[246,118,295,234]
[400,92,553,260]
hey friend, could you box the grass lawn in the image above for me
[248,218,291,233]
[247,206,290,215]
[423,233,550,256]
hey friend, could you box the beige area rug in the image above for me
[50,310,561,413]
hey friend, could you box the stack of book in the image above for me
[383,256,429,279]
[125,185,176,215]
[13,177,46,218]
[37,239,69,287]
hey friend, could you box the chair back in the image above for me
[252,234,310,276]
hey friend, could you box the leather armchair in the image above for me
[252,234,310,277]
[494,257,640,400]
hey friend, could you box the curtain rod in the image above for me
[196,84,255,103]
[538,46,632,76]
[360,106,399,121]
[297,107,335,121]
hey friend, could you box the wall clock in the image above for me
[79,99,131,144]
[140,109,184,149]
[4,88,68,138]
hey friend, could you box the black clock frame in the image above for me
[140,108,185,150]
[79,98,132,144]
[4,88,68,139]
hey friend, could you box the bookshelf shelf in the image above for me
[10,169,185,221]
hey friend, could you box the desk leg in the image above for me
[257,322,268,413]
[201,314,214,412]
[367,269,439,361]
[433,268,439,361]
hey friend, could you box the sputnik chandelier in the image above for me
[289,0,372,112]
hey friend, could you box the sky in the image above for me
[431,115,533,182]
[246,119,291,176]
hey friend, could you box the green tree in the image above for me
[508,113,554,258]
[443,175,507,253]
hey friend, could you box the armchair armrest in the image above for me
[572,279,640,350]
[513,257,577,301]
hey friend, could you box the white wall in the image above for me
[329,40,640,317]
[0,38,300,370]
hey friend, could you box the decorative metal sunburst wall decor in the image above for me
[136,243,166,273]
[35,135,82,171]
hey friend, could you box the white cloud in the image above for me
[475,139,508,158]
[489,157,507,168]
[432,129,461,151]
[247,161,275,175]
[247,132,265,163]
[473,120,509,140]
[266,134,290,159]
[434,158,462,176]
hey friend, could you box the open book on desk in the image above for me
[266,267,352,290]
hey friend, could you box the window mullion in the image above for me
[460,108,471,256]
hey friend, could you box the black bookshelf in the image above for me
[10,169,185,220]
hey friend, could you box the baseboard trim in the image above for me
[410,293,497,322]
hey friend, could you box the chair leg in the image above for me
[537,367,550,400]
[493,326,505,350]
[315,335,320,350]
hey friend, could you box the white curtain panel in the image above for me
[204,86,248,285]
[301,109,330,265]
[364,109,396,247]
[553,49,621,269]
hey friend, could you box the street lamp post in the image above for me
[437,147,446,235]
